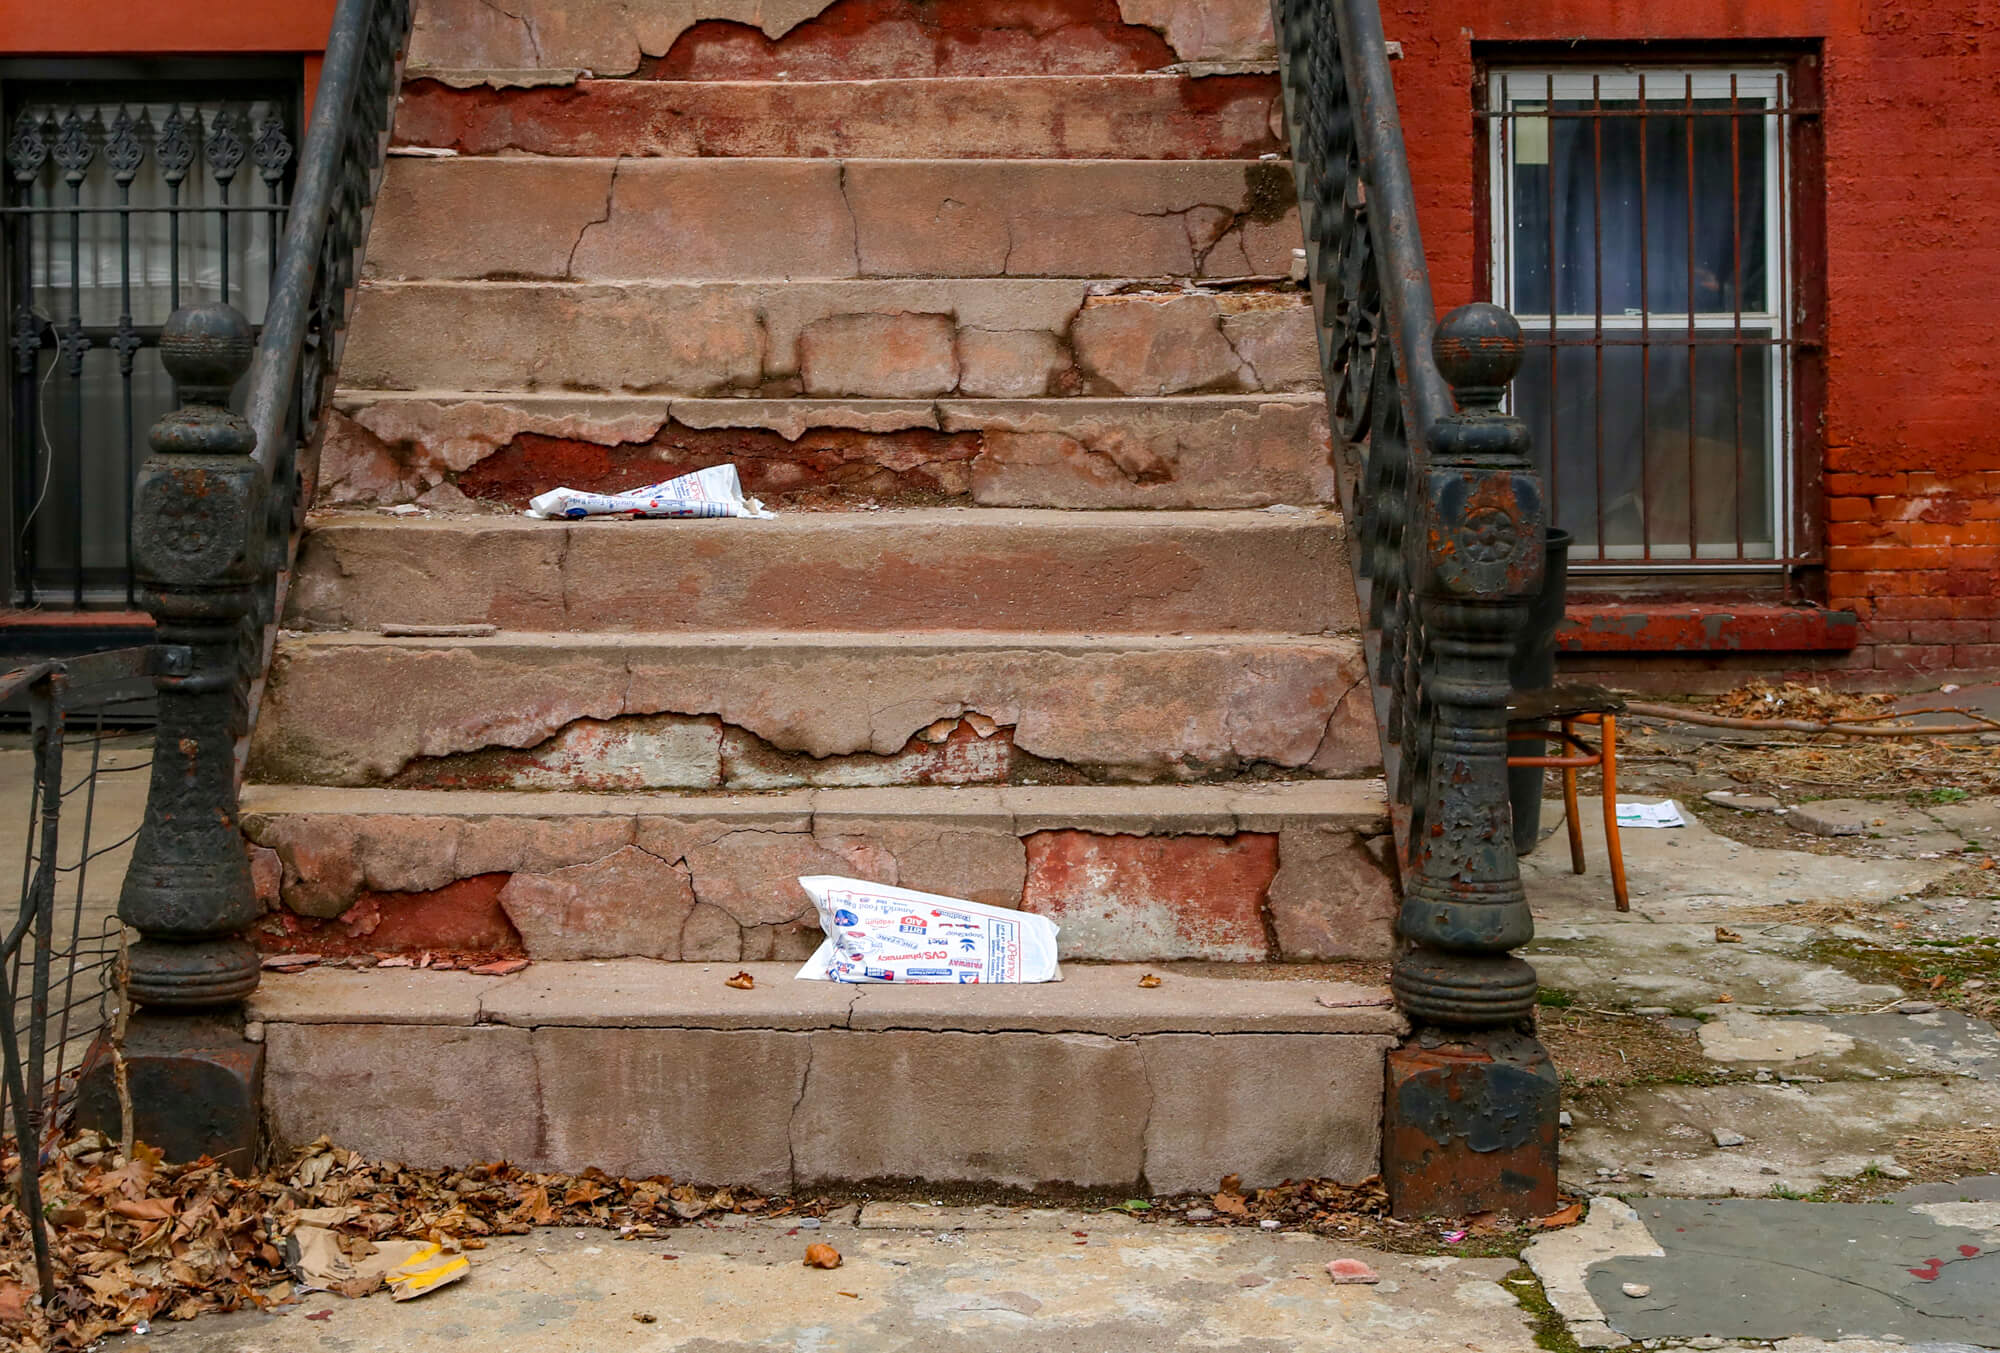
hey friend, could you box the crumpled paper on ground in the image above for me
[287,1222,470,1301]
[525,463,773,519]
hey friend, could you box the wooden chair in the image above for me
[1506,684,1631,911]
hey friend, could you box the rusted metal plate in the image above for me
[1383,1031,1560,1219]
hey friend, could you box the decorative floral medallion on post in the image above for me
[1382,304,1559,1217]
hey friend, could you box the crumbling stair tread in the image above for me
[248,959,1403,1036]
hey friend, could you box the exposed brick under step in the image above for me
[394,74,1285,160]
[341,280,1316,400]
[249,632,1375,788]
[238,781,1394,964]
[321,393,1333,509]
[287,509,1353,635]
[362,158,1299,284]
[251,961,1398,1193]
[406,0,1277,81]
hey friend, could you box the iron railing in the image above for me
[1271,0,1558,1214]
[4,83,298,607]
[0,644,179,1298]
[116,0,410,1018]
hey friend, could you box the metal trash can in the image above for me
[1509,527,1572,856]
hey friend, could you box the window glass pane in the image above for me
[1508,84,1770,317]
[1516,337,1776,561]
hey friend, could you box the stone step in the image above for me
[406,0,1276,82]
[251,961,1397,1193]
[239,781,1392,964]
[287,508,1354,635]
[248,632,1377,789]
[395,74,1285,160]
[342,279,1316,400]
[320,392,1332,510]
[362,157,1299,284]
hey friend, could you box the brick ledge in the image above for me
[1555,603,1859,654]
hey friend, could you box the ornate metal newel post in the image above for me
[1382,304,1559,1217]
[81,304,266,1168]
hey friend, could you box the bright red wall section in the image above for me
[0,1,338,112]
[1384,0,2000,679]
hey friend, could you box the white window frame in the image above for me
[1487,67,1794,569]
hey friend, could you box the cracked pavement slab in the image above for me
[1525,1193,2000,1348]
[136,1209,1539,1353]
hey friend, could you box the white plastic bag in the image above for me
[525,463,774,519]
[795,876,1059,984]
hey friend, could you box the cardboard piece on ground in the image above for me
[288,1226,470,1301]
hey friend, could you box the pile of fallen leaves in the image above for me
[0,1131,806,1351]
[1706,680,1895,724]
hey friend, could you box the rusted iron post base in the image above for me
[75,1012,264,1174]
[1382,1026,1559,1218]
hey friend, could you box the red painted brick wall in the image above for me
[1383,0,2000,681]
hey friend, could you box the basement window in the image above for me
[1484,64,1817,574]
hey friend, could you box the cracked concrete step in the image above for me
[362,158,1299,284]
[247,631,1378,789]
[287,508,1354,635]
[251,961,1396,1193]
[406,0,1277,81]
[395,74,1286,160]
[239,780,1394,964]
[341,279,1317,400]
[320,392,1333,510]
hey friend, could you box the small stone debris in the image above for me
[1713,1129,1746,1148]
[1899,1001,1938,1015]
[1704,791,1784,813]
[1326,1258,1379,1285]
[1258,1219,1281,1231]
[1184,1208,1215,1221]
[1559,1111,1574,1129]
[632,1313,657,1324]
[1621,1282,1651,1299]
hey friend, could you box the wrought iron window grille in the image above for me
[1480,59,1825,577]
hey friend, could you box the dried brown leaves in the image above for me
[0,1131,798,1351]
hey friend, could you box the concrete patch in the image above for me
[1562,1080,2000,1197]
[1526,922,1902,1012]
[1522,797,1954,925]
[1698,1011,1856,1063]
[1588,1199,2000,1345]
[154,1217,1537,1353]
[1521,1198,1664,1348]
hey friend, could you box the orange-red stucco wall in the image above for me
[0,0,338,112]
[1386,0,2000,678]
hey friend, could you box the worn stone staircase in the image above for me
[239,0,1402,1194]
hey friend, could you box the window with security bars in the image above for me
[1485,65,1815,571]
[3,63,299,609]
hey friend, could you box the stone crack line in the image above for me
[564,156,622,280]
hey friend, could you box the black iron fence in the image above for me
[1271,0,1559,1214]
[0,645,176,1298]
[4,83,298,607]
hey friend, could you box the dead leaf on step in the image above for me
[1465,1210,1505,1237]
[1714,927,1743,943]
[1931,974,1949,990]
[1715,993,1735,1003]
[1212,1192,1248,1216]
[1538,1201,1585,1228]
[804,1243,843,1269]
[1138,973,1162,988]
[726,971,756,990]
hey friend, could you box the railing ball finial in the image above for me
[159,302,254,406]
[1432,302,1524,415]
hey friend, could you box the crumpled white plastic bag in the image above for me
[795,876,1059,984]
[525,463,774,519]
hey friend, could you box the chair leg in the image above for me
[1561,719,1586,876]
[1601,714,1630,912]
